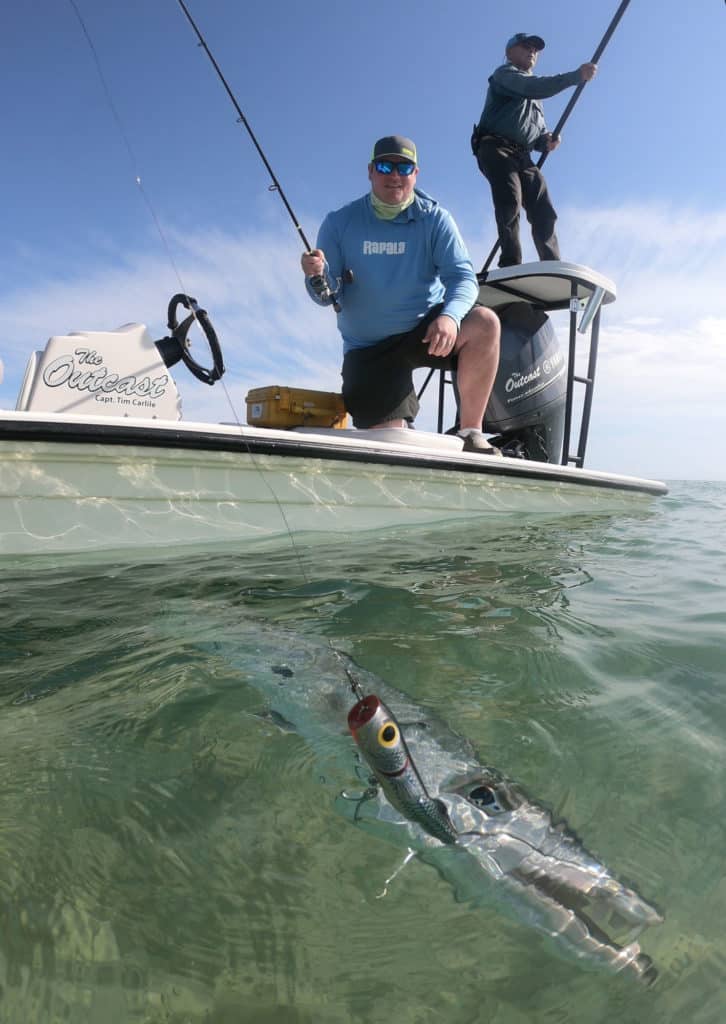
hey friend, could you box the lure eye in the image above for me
[377,721,399,747]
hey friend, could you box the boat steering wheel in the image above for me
[166,293,225,385]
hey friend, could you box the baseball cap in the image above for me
[371,135,418,165]
[506,32,545,51]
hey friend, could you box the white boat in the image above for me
[0,263,667,561]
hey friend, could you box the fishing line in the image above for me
[66,0,314,589]
[71,1,374,719]
[172,2,370,646]
[66,0,189,296]
[69,7,373,718]
[69,5,432,866]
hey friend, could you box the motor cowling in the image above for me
[484,303,566,463]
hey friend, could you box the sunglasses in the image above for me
[373,160,416,176]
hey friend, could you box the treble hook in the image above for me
[376,849,417,900]
[339,785,379,820]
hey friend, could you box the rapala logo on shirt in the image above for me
[362,241,406,255]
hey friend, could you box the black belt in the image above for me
[478,133,530,154]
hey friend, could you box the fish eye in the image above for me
[469,785,494,805]
[377,721,399,747]
[467,785,503,812]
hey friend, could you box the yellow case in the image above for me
[245,386,349,429]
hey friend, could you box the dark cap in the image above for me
[506,32,545,51]
[371,135,418,164]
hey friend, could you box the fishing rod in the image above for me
[175,0,341,310]
[480,0,633,273]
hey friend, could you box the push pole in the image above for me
[479,0,633,273]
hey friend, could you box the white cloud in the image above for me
[585,316,726,480]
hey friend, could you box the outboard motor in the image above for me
[484,302,566,463]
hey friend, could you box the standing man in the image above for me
[473,33,597,268]
[301,135,502,455]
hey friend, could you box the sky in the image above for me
[1,0,724,482]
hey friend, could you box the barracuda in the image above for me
[209,624,662,985]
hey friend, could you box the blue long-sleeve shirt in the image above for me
[305,189,478,352]
[478,63,581,150]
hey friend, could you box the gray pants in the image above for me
[476,137,560,267]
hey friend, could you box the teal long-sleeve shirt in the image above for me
[305,189,478,353]
[478,62,581,150]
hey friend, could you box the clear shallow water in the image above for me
[1,481,725,1023]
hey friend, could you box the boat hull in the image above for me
[0,415,666,559]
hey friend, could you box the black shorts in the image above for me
[341,304,457,428]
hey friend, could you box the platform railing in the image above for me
[416,286,603,467]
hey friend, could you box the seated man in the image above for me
[301,135,501,454]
